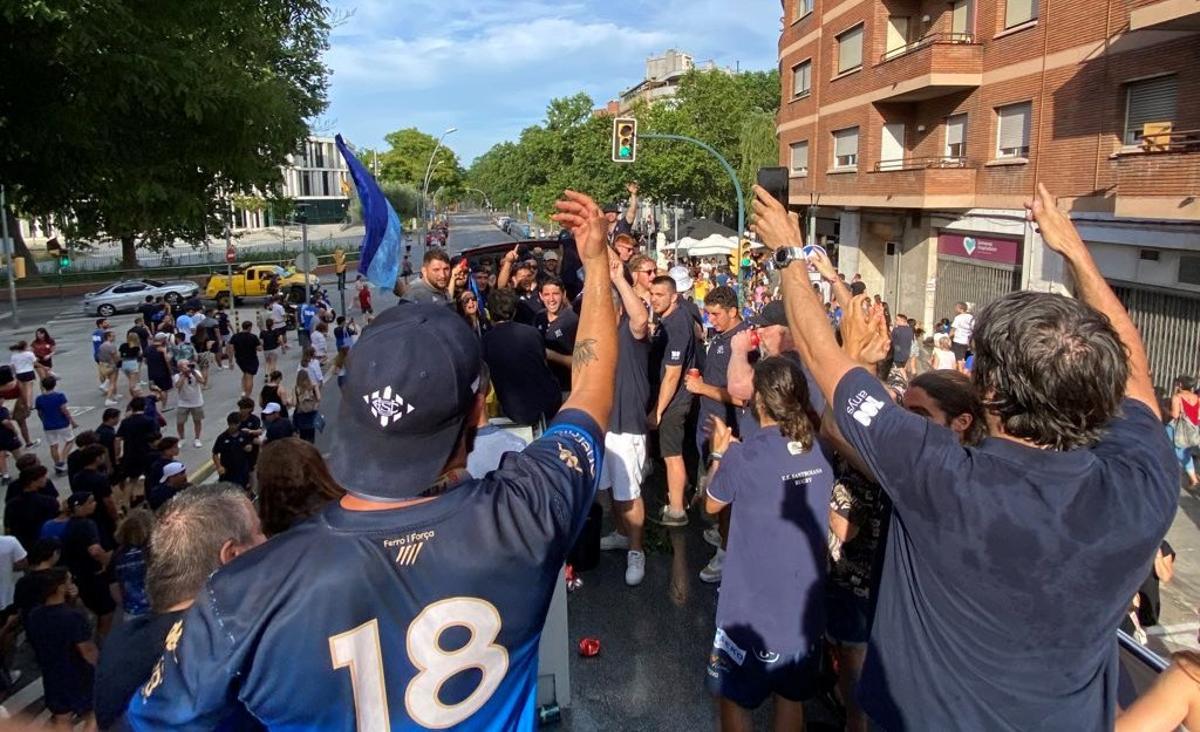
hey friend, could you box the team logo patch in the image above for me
[363,385,414,427]
[383,531,435,567]
[557,443,583,474]
[670,350,681,360]
[846,390,886,427]
[713,628,746,666]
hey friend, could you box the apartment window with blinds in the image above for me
[792,60,812,98]
[995,102,1031,159]
[1004,0,1037,27]
[837,25,864,74]
[833,128,859,169]
[1124,75,1177,145]
[796,0,814,19]
[790,141,810,175]
[945,114,967,159]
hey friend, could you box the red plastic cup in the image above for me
[749,328,761,349]
[687,368,701,379]
[578,638,601,657]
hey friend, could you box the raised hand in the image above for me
[503,244,519,263]
[807,248,837,282]
[1025,182,1084,257]
[708,415,736,454]
[552,190,607,263]
[627,182,639,196]
[840,294,890,367]
[750,185,802,251]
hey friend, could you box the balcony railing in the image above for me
[880,32,975,63]
[1136,128,1200,153]
[873,156,971,172]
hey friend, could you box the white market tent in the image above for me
[684,233,738,257]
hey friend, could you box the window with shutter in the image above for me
[790,142,809,175]
[951,0,970,36]
[945,114,967,160]
[837,25,864,73]
[1124,75,1176,145]
[995,103,1031,159]
[833,128,859,169]
[792,61,811,98]
[1005,0,1036,27]
[796,0,813,18]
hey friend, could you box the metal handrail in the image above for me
[873,156,971,172]
[1137,129,1200,152]
[880,32,976,62]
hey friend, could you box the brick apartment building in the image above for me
[776,0,1200,385]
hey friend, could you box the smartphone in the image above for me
[756,166,790,208]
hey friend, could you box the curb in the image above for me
[188,459,217,485]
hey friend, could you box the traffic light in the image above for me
[612,117,637,163]
[58,253,70,271]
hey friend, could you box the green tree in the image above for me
[378,128,464,201]
[0,0,332,267]
[347,181,421,224]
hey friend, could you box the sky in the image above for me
[321,0,782,166]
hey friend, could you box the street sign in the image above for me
[225,246,237,264]
[295,252,318,272]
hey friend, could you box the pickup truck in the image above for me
[205,264,319,306]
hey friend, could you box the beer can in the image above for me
[578,638,601,657]
[687,368,701,379]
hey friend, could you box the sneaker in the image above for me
[599,531,630,551]
[657,505,688,527]
[54,464,66,477]
[104,399,119,406]
[703,525,722,548]
[699,548,725,584]
[25,439,40,448]
[193,439,203,449]
[625,550,645,586]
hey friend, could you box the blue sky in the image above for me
[322,0,782,165]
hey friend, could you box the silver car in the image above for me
[81,278,201,316]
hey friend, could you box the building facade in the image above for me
[777,0,1200,385]
[615,49,698,112]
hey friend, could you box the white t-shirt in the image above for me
[300,360,323,386]
[310,330,327,358]
[9,351,36,375]
[933,349,958,370]
[0,537,26,607]
[174,372,204,408]
[270,303,285,323]
[951,312,975,345]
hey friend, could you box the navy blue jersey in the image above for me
[128,410,602,731]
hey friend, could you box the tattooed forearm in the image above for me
[572,338,598,377]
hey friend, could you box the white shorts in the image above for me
[599,432,648,502]
[45,427,73,446]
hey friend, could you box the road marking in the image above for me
[5,677,42,715]
[1148,621,1200,635]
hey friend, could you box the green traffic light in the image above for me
[619,146,631,158]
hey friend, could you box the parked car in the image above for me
[497,216,512,231]
[204,264,318,307]
[81,278,201,316]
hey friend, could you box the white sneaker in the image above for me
[699,548,725,584]
[104,399,119,406]
[703,525,722,548]
[193,439,203,448]
[599,531,630,551]
[625,550,645,586]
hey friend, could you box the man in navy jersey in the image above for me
[127,190,617,730]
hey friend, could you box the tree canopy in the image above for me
[466,68,780,228]
[376,128,464,206]
[0,0,331,265]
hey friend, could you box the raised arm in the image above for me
[809,249,853,311]
[496,245,518,289]
[552,192,617,431]
[1027,183,1157,416]
[611,250,648,340]
[624,182,638,227]
[725,329,754,403]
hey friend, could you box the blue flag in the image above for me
[335,134,402,289]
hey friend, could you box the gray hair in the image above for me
[147,482,259,612]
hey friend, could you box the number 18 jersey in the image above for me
[128,410,602,731]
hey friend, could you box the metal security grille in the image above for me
[1111,282,1200,390]
[934,256,1021,324]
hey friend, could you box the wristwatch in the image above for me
[772,247,806,268]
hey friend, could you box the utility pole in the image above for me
[301,217,311,304]
[0,185,19,328]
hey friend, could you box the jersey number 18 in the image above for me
[329,597,510,729]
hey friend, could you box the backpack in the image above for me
[1173,414,1200,449]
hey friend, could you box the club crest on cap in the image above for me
[363,385,414,428]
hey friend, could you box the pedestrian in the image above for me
[111,508,153,619]
[228,320,261,399]
[129,317,151,355]
[190,323,215,387]
[0,400,22,483]
[8,340,36,408]
[261,318,281,373]
[137,297,158,329]
[890,313,914,374]
[930,333,956,370]
[96,407,120,470]
[170,331,196,371]
[214,304,233,367]
[212,413,254,488]
[119,331,142,399]
[71,444,117,548]
[259,370,291,418]
[144,436,181,495]
[292,369,321,443]
[116,397,161,499]
[12,538,59,624]
[25,568,99,730]
[145,333,173,406]
[3,465,58,551]
[648,274,697,527]
[98,330,121,406]
[91,318,111,390]
[268,297,288,354]
[535,278,578,393]
[311,320,329,366]
[949,301,974,369]
[34,376,77,475]
[1170,375,1200,487]
[703,357,834,732]
[298,345,323,387]
[256,437,344,536]
[31,327,56,380]
[357,276,373,315]
[297,299,317,349]
[175,307,195,342]
[261,402,295,442]
[172,360,206,449]
[147,462,188,511]
[62,491,115,637]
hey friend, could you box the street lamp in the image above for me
[419,127,457,257]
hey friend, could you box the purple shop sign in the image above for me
[937,232,1022,266]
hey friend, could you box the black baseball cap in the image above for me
[752,300,787,328]
[327,304,481,500]
[601,202,620,214]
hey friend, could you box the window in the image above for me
[837,25,864,73]
[795,0,813,19]
[1124,75,1177,145]
[792,60,811,98]
[1004,0,1037,28]
[945,114,967,159]
[995,102,1031,159]
[950,0,970,35]
[790,141,809,175]
[884,17,910,59]
[833,128,859,169]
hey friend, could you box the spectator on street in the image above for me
[35,376,78,475]
[4,464,58,551]
[228,320,261,399]
[145,437,181,500]
[32,327,56,380]
[96,330,121,406]
[292,369,321,443]
[119,331,142,399]
[311,321,330,365]
[26,568,99,730]
[481,288,561,426]
[117,397,161,498]
[890,314,914,374]
[261,318,281,373]
[259,370,292,419]
[930,333,956,371]
[71,444,117,548]
[262,402,295,443]
[402,249,454,307]
[1170,375,1200,487]
[9,340,37,408]
[91,318,111,390]
[213,413,254,488]
[147,462,188,511]
[63,491,114,637]
[0,399,23,484]
[172,359,206,448]
[144,332,173,405]
[356,277,373,315]
[949,301,974,369]
[12,538,58,623]
[110,508,153,620]
[256,438,344,536]
[648,274,697,527]
[299,345,323,387]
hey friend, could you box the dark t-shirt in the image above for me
[260,329,280,352]
[651,305,697,411]
[264,417,295,442]
[828,465,892,599]
[213,431,252,484]
[832,367,1178,731]
[63,516,103,579]
[699,321,750,429]
[148,481,187,511]
[118,343,141,363]
[74,470,115,548]
[26,604,93,712]
[95,609,186,730]
[535,309,578,393]
[96,424,117,467]
[707,427,833,652]
[891,324,914,362]
[117,414,159,471]
[514,289,546,326]
[229,332,260,365]
[35,392,69,431]
[482,321,562,426]
[612,315,650,436]
[5,492,60,550]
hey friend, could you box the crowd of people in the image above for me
[0,182,1189,731]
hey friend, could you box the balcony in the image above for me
[1114,129,1200,198]
[1129,0,1200,31]
[819,157,977,208]
[872,33,982,102]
